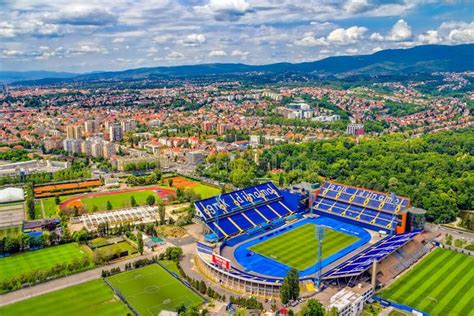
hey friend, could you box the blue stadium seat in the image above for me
[256,205,279,221]
[270,202,289,217]
[244,209,267,225]
[230,213,254,230]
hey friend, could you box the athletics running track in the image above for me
[233,217,371,278]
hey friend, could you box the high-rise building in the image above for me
[66,125,82,139]
[121,119,137,133]
[63,139,82,154]
[103,142,116,158]
[84,120,98,134]
[109,124,123,142]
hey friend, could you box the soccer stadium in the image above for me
[193,181,429,299]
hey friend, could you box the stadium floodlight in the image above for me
[315,225,324,289]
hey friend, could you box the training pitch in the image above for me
[0,243,92,282]
[380,248,474,316]
[106,264,204,315]
[0,279,130,316]
[249,223,359,271]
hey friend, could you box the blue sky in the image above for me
[0,0,473,72]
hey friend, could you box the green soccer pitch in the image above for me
[0,243,93,282]
[0,280,130,316]
[249,223,359,271]
[380,248,474,316]
[106,264,204,315]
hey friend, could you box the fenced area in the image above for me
[380,248,474,316]
[106,264,204,315]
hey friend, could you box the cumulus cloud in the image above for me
[196,0,252,21]
[294,32,328,46]
[387,19,412,41]
[370,32,384,41]
[418,30,440,44]
[46,7,117,26]
[181,33,206,46]
[327,26,368,44]
[231,49,249,59]
[344,0,371,14]
[447,22,474,43]
[209,50,227,57]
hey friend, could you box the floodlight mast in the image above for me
[315,225,324,289]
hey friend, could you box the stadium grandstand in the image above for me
[192,181,425,298]
[194,182,305,242]
[311,181,410,234]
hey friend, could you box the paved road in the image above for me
[425,223,474,240]
[0,252,157,307]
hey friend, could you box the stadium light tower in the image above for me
[315,225,324,289]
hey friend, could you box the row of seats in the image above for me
[208,201,293,239]
[323,231,420,279]
[196,182,282,221]
[319,182,409,214]
[314,197,398,229]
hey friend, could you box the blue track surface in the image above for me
[233,217,371,278]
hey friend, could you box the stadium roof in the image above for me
[0,187,24,203]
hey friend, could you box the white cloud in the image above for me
[327,26,368,44]
[370,32,384,41]
[344,0,371,14]
[197,0,252,21]
[181,33,206,46]
[418,30,440,44]
[112,37,125,43]
[387,19,412,41]
[209,50,227,57]
[231,49,249,59]
[448,22,474,43]
[167,51,184,60]
[295,32,328,46]
[153,35,173,44]
[346,48,359,54]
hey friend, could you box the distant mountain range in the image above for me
[2,44,473,84]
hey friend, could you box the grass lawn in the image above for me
[33,200,43,219]
[160,260,182,276]
[42,197,59,217]
[95,241,138,257]
[190,183,220,199]
[0,226,21,238]
[0,243,93,282]
[82,190,160,212]
[107,264,204,315]
[0,279,130,316]
[249,223,359,271]
[380,248,474,316]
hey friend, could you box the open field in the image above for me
[0,279,130,316]
[95,241,138,257]
[0,243,92,282]
[107,264,204,315]
[380,248,474,316]
[164,176,220,199]
[60,186,175,212]
[249,223,359,271]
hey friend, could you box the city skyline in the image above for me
[1,0,473,72]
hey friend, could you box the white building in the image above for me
[328,286,373,316]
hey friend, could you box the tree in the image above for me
[106,200,113,210]
[280,268,299,304]
[146,195,156,206]
[137,232,144,255]
[130,195,137,207]
[302,299,325,316]
[168,178,173,187]
[159,203,166,225]
[55,196,60,205]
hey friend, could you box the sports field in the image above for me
[82,189,161,211]
[249,223,359,271]
[380,248,474,316]
[106,264,204,315]
[0,243,92,282]
[0,279,130,316]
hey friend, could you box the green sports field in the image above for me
[249,223,359,271]
[82,189,160,212]
[106,264,204,315]
[380,248,474,316]
[0,243,92,282]
[190,183,220,199]
[0,279,130,316]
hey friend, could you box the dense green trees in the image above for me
[204,129,473,223]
